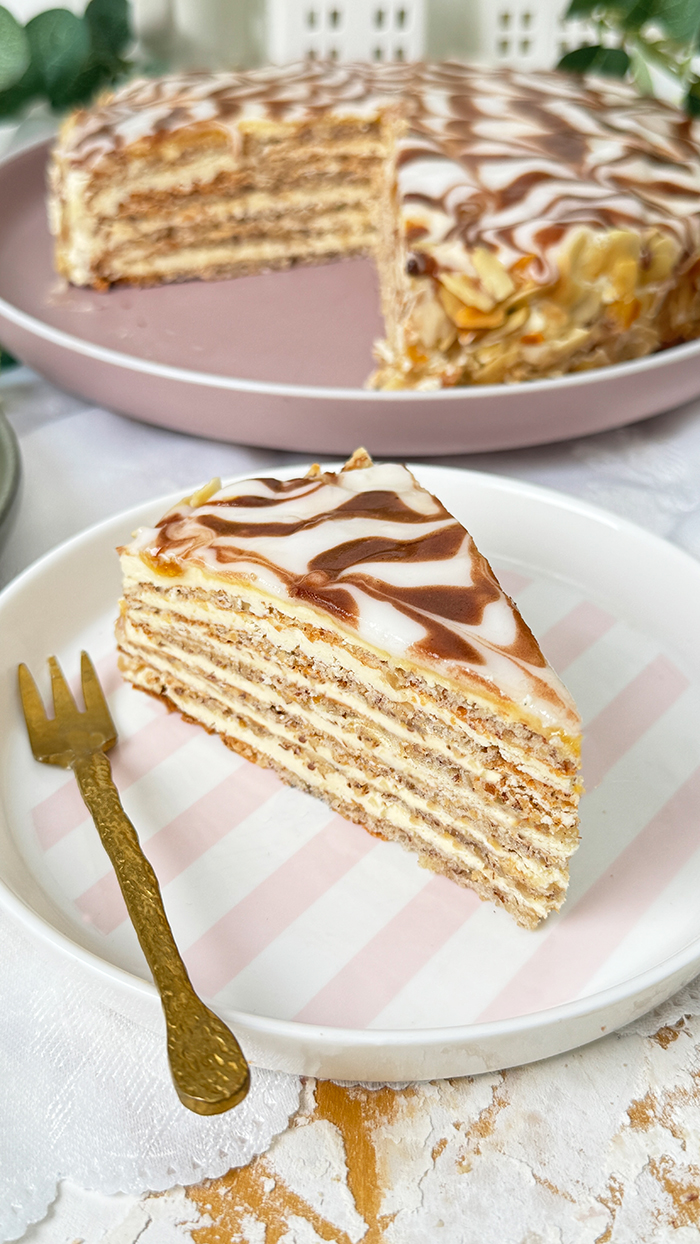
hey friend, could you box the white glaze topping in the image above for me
[125,458,580,736]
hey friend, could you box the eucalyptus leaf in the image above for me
[0,7,30,93]
[595,45,632,74]
[613,0,657,31]
[558,44,604,73]
[629,44,655,93]
[85,0,130,58]
[558,42,631,76]
[50,60,108,108]
[25,9,90,98]
[0,60,41,116]
[565,0,600,17]
[655,0,700,45]
[685,79,700,115]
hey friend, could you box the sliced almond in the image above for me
[610,256,639,300]
[640,234,678,285]
[608,297,641,329]
[571,288,603,326]
[439,285,503,328]
[502,305,528,333]
[183,477,221,508]
[438,272,495,313]
[454,305,507,330]
[413,294,454,349]
[578,236,609,284]
[471,247,515,301]
[407,342,429,366]
[473,354,509,383]
[427,240,477,275]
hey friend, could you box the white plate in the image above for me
[3,141,700,455]
[2,465,700,1081]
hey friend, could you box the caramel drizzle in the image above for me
[190,489,452,539]
[152,481,548,679]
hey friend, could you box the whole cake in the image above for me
[50,61,700,389]
[116,450,583,929]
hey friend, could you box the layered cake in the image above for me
[50,62,700,389]
[116,450,582,929]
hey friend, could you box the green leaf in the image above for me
[25,9,91,101]
[0,346,17,370]
[685,78,700,114]
[85,0,130,58]
[565,0,600,17]
[558,43,631,76]
[558,44,605,73]
[594,45,632,73]
[0,7,30,92]
[629,44,655,93]
[611,0,656,30]
[655,0,700,45]
[0,60,41,117]
[54,57,130,108]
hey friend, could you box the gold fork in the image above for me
[18,651,250,1115]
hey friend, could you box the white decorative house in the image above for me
[263,0,593,69]
[266,1,427,64]
[465,1,595,71]
[132,0,595,72]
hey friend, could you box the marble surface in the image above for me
[5,365,700,1241]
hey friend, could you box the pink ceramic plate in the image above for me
[2,139,700,456]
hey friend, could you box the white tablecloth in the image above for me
[5,367,700,1241]
[5,366,700,591]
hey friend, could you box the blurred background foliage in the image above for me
[2,0,700,121]
[0,0,132,116]
[557,0,700,112]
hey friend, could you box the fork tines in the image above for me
[18,651,117,765]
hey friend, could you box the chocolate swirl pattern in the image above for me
[132,459,577,734]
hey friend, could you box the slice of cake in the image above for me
[116,450,582,929]
[49,63,700,389]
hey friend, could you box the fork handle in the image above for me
[73,751,250,1114]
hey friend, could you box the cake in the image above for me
[50,61,700,390]
[116,450,582,929]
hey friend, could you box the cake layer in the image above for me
[117,586,579,848]
[119,571,577,788]
[100,208,375,247]
[83,149,387,218]
[92,231,375,284]
[117,646,567,929]
[101,181,375,233]
[116,628,572,886]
